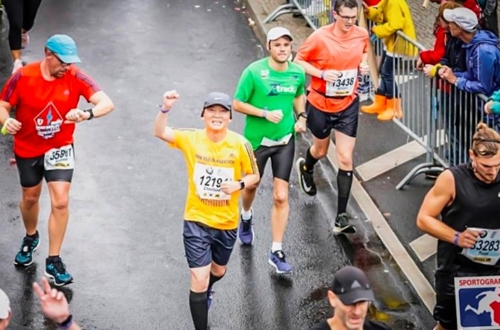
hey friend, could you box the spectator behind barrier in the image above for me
[430,0,482,21]
[417,1,463,68]
[360,0,417,121]
[478,0,499,37]
[438,7,500,96]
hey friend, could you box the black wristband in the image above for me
[58,314,73,329]
[84,108,94,120]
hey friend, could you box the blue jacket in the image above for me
[455,30,500,97]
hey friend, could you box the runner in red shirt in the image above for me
[0,34,114,286]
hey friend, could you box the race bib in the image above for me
[462,228,500,266]
[326,69,358,97]
[44,145,75,171]
[193,163,234,200]
[261,133,292,148]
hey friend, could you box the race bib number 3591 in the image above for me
[193,163,234,200]
[462,228,500,266]
[44,145,75,171]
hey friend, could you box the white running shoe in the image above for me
[12,59,23,74]
[21,33,29,49]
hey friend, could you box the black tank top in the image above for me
[438,163,500,271]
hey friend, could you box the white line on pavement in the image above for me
[410,234,438,262]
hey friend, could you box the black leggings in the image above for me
[3,0,42,51]
[254,137,295,182]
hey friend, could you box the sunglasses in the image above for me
[51,52,70,67]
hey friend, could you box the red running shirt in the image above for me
[0,62,100,158]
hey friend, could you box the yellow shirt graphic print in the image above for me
[169,129,258,230]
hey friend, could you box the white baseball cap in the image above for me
[443,7,478,32]
[266,27,293,43]
[0,289,10,319]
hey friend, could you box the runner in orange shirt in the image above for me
[294,0,369,234]
[0,34,114,286]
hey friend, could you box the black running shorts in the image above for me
[254,137,295,182]
[15,153,74,188]
[306,96,360,139]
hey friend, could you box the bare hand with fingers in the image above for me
[2,117,22,134]
[423,64,434,77]
[220,181,240,195]
[458,229,481,249]
[33,277,70,324]
[65,109,89,124]
[416,58,424,71]
[162,90,180,109]
[485,100,494,114]
[265,109,283,124]
[322,70,342,83]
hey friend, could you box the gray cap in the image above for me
[266,27,293,43]
[443,7,478,32]
[203,92,232,111]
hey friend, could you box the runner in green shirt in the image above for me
[233,27,306,273]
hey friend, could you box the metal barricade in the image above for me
[264,0,334,30]
[387,32,497,189]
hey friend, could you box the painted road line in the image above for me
[356,129,446,182]
[409,234,438,262]
[325,142,436,313]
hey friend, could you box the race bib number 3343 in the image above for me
[193,163,234,200]
[44,145,75,171]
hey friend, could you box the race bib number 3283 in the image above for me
[44,145,75,171]
[193,163,234,200]
[462,228,500,266]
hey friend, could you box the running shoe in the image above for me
[45,257,74,286]
[238,209,254,245]
[14,234,40,266]
[21,32,29,49]
[268,250,292,274]
[12,59,23,74]
[334,213,356,234]
[296,157,317,196]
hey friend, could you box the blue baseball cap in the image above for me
[46,34,81,64]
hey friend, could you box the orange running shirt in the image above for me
[295,24,369,113]
[168,129,258,230]
[0,62,101,158]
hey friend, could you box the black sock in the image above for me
[26,231,39,239]
[304,147,318,172]
[48,255,60,262]
[337,170,353,216]
[208,272,225,289]
[189,291,208,330]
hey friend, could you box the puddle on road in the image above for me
[303,232,429,329]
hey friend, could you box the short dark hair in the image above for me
[334,0,359,13]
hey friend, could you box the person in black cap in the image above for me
[153,90,259,330]
[309,266,391,330]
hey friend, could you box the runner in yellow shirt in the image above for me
[153,90,259,330]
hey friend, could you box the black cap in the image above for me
[330,266,374,305]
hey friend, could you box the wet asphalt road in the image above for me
[0,1,434,329]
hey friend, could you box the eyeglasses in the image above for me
[337,15,357,22]
[51,52,70,67]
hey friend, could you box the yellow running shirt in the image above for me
[169,129,258,230]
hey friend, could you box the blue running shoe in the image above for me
[268,250,292,274]
[238,209,254,245]
[45,257,74,286]
[207,288,214,310]
[14,235,40,266]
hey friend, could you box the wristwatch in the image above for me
[84,108,94,120]
[239,180,245,190]
[298,112,307,120]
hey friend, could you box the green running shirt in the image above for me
[234,58,306,150]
